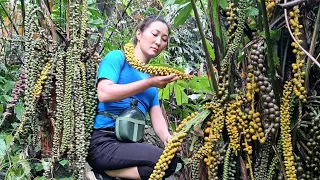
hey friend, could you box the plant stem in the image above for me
[207,0,222,71]
[260,0,280,103]
[190,0,219,94]
[305,4,320,92]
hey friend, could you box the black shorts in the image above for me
[86,130,178,180]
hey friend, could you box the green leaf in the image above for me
[175,0,189,4]
[174,3,192,28]
[259,29,281,42]
[273,44,280,66]
[0,104,3,116]
[176,80,188,89]
[158,83,174,100]
[174,84,188,105]
[41,159,50,171]
[245,6,259,17]
[33,163,44,172]
[87,6,103,19]
[59,159,68,166]
[5,134,12,146]
[188,76,211,92]
[205,39,215,62]
[14,103,24,121]
[164,0,175,5]
[17,160,31,178]
[1,95,13,102]
[0,63,8,74]
[88,18,103,25]
[219,0,228,9]
[0,137,6,159]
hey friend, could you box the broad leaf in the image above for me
[14,103,24,121]
[174,3,192,28]
[245,6,259,17]
[174,84,188,105]
[158,83,174,100]
[188,76,211,92]
[205,39,215,62]
[219,0,228,9]
[59,159,68,166]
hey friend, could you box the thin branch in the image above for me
[0,1,19,35]
[305,4,320,92]
[0,13,9,34]
[278,0,307,8]
[20,0,25,35]
[190,0,219,94]
[283,4,320,68]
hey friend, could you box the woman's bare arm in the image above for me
[97,74,178,102]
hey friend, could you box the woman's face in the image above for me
[136,21,169,59]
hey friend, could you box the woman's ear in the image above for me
[166,38,170,50]
[136,29,142,42]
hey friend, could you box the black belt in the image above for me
[96,127,115,132]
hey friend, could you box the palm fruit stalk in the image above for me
[149,110,210,180]
[218,0,246,103]
[304,110,320,178]
[124,43,193,81]
[191,138,204,180]
[73,64,86,179]
[255,137,271,180]
[248,38,280,136]
[84,53,99,150]
[223,144,232,180]
[280,81,297,180]
[289,6,307,103]
[226,2,237,45]
[267,140,281,180]
[225,99,241,153]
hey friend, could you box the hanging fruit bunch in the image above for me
[148,1,320,180]
[0,0,101,178]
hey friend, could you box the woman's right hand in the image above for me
[148,74,179,88]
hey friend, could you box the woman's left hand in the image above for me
[164,134,171,146]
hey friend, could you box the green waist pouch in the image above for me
[115,116,145,142]
[99,98,146,142]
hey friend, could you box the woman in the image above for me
[86,16,179,180]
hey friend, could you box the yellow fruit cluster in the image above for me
[32,62,52,101]
[149,132,187,180]
[175,112,198,132]
[246,110,266,144]
[205,102,225,143]
[289,6,306,102]
[280,81,297,180]
[266,0,275,19]
[226,100,241,153]
[246,73,259,102]
[124,43,193,81]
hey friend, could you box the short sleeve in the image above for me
[150,88,160,108]
[97,50,125,83]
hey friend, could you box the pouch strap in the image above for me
[116,117,146,142]
[98,111,118,119]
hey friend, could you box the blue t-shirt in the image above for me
[93,50,160,129]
